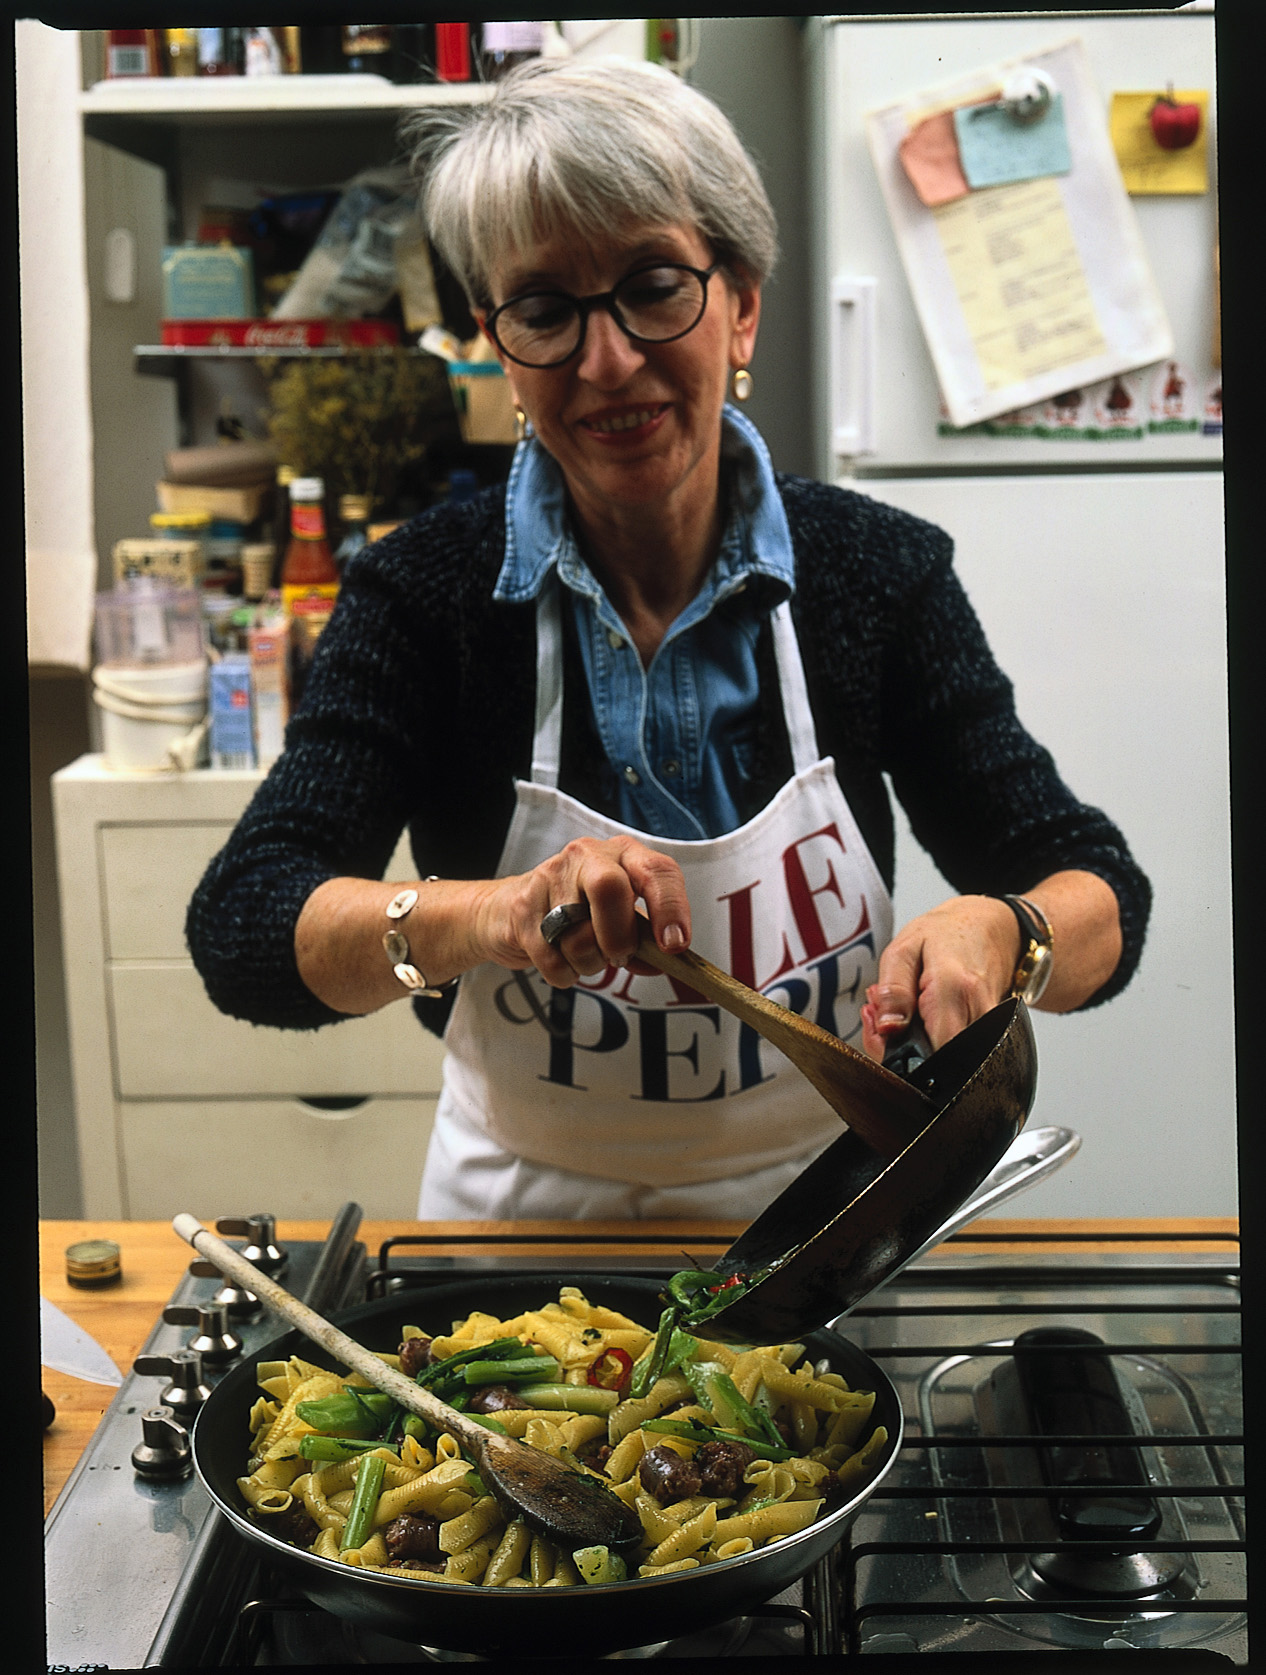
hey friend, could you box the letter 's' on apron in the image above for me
[418,582,893,1219]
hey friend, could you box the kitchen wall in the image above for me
[28,18,815,1218]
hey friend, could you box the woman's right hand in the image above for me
[472,835,692,988]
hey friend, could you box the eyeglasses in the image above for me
[485,262,721,369]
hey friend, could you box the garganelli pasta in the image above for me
[235,1285,888,1586]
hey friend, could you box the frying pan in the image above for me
[694,994,1040,1342]
[191,1273,904,1657]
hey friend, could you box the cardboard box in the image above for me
[448,361,518,445]
[156,480,269,525]
[113,538,204,589]
[161,244,254,320]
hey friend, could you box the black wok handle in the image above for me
[1011,1326,1162,1543]
[881,1015,932,1081]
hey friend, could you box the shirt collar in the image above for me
[493,403,795,605]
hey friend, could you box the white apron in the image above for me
[417,585,894,1219]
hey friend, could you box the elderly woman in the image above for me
[187,58,1149,1220]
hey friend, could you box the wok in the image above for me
[695,994,1040,1342]
[192,1273,904,1658]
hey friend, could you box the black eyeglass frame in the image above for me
[484,261,723,369]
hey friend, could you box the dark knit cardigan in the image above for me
[186,474,1151,1037]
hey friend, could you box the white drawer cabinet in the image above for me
[52,755,445,1218]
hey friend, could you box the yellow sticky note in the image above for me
[1110,91,1209,195]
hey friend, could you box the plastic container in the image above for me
[93,582,208,772]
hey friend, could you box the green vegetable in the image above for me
[628,1308,698,1400]
[416,1338,527,1395]
[460,1355,560,1386]
[572,1545,628,1585]
[340,1451,388,1551]
[299,1434,401,1462]
[294,1390,396,1437]
[464,1412,509,1434]
[511,1383,618,1415]
[641,1416,793,1461]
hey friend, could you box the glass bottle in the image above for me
[342,24,393,77]
[164,28,199,77]
[244,27,285,77]
[335,494,370,573]
[281,477,339,615]
[197,28,244,76]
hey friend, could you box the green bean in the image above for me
[460,1356,560,1385]
[510,1383,618,1415]
[294,1389,394,1437]
[299,1435,400,1462]
[640,1416,793,1461]
[340,1451,388,1551]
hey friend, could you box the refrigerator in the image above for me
[804,7,1231,1217]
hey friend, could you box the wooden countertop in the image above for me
[40,1216,1237,1518]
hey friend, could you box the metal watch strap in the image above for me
[382,879,455,999]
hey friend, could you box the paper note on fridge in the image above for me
[933,177,1106,391]
[865,36,1172,430]
[953,93,1072,189]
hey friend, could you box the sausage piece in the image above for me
[383,1513,442,1562]
[467,1384,531,1413]
[397,1336,434,1379]
[637,1443,703,1504]
[695,1439,757,1499]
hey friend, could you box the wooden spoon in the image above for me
[631,917,933,1156]
[173,1215,643,1555]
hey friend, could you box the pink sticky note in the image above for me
[899,102,997,208]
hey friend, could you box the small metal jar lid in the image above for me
[65,1239,122,1287]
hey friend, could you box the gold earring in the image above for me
[514,405,529,442]
[731,367,753,403]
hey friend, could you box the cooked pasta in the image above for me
[234,1284,888,1587]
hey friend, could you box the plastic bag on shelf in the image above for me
[271,167,417,320]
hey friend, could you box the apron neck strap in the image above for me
[530,586,821,789]
[531,576,565,787]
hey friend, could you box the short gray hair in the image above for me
[402,56,778,310]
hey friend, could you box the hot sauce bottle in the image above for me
[281,477,338,611]
[282,477,339,711]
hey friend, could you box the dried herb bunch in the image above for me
[263,348,457,512]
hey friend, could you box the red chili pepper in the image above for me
[707,1275,744,1294]
[586,1348,634,1391]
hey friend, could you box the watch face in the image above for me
[1022,944,1053,1004]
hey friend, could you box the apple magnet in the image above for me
[1150,84,1202,151]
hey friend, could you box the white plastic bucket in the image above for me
[93,660,208,772]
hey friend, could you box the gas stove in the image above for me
[44,1212,1245,1669]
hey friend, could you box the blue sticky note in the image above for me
[953,93,1071,190]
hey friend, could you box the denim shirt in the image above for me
[493,405,796,840]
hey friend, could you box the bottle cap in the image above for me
[339,494,370,520]
[65,1239,122,1288]
[289,477,325,501]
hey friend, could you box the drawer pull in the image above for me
[298,1095,370,1114]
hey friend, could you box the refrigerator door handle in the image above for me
[831,274,877,458]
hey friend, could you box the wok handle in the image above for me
[906,1126,1082,1261]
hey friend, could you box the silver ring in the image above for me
[540,901,591,948]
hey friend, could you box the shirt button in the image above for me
[661,759,681,777]
[623,766,641,785]
[607,629,625,650]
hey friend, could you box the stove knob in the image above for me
[163,1301,243,1364]
[133,1348,213,1418]
[132,1405,192,1481]
[214,1213,287,1274]
[188,1259,262,1319]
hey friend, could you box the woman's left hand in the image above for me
[859,870,1123,1062]
[860,895,1018,1062]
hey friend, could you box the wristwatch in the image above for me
[995,893,1053,1005]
